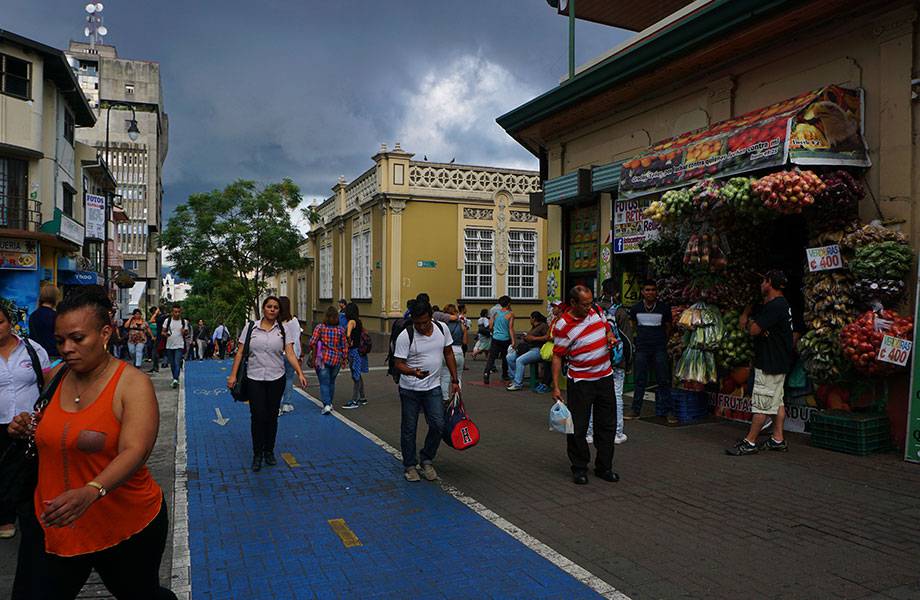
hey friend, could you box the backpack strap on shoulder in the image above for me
[21,338,44,392]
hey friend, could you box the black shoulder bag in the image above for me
[230,321,255,402]
[0,353,68,508]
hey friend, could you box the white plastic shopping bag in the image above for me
[549,400,574,434]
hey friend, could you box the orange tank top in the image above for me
[34,361,162,557]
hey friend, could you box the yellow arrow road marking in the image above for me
[281,452,299,467]
[328,518,362,547]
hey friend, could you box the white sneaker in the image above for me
[585,434,594,444]
[171,379,178,388]
[404,468,421,482]
[615,433,628,444]
[419,463,438,481]
[321,405,332,415]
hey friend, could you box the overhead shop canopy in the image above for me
[618,85,870,199]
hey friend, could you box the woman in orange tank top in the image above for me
[8,286,176,600]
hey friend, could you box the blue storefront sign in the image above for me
[60,271,101,286]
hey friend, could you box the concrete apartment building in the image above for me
[66,40,168,311]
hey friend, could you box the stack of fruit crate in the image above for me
[809,410,891,456]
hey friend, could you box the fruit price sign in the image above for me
[878,335,912,367]
[614,198,659,254]
[806,244,842,272]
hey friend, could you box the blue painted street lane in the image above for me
[183,360,603,599]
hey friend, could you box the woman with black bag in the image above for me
[0,299,50,598]
[227,296,307,472]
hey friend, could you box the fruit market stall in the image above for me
[613,87,917,455]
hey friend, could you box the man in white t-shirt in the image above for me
[164,304,190,388]
[393,300,460,483]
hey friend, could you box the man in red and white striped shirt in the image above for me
[552,285,619,485]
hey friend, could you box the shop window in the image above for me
[1,54,31,99]
[463,228,494,299]
[0,158,29,228]
[319,244,333,299]
[64,109,75,145]
[351,230,371,299]
[508,229,537,299]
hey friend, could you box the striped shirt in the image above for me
[552,308,613,382]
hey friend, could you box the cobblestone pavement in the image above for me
[181,358,609,599]
[0,360,179,599]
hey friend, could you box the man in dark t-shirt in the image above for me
[727,269,794,456]
[626,280,673,422]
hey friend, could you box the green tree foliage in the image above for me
[178,272,249,333]
[162,179,315,317]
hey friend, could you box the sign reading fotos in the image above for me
[85,194,106,241]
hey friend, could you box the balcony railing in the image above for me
[0,194,41,231]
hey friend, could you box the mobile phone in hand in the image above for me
[418,370,430,378]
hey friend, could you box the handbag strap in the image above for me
[241,321,255,363]
[20,337,44,392]
[34,365,70,413]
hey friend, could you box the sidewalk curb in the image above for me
[293,387,630,600]
[170,371,191,599]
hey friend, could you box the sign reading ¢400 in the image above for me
[806,244,842,272]
[878,335,912,367]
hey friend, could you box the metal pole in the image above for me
[568,0,575,79]
[104,105,111,290]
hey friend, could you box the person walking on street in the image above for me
[28,284,60,358]
[309,306,348,415]
[193,320,209,361]
[279,297,302,414]
[147,307,164,373]
[470,309,491,360]
[212,321,229,359]
[439,304,467,401]
[600,278,634,444]
[551,285,619,485]
[227,296,307,471]
[7,285,178,600]
[505,311,550,392]
[343,303,369,410]
[393,300,460,482]
[626,280,674,423]
[484,296,514,384]
[163,305,190,388]
[125,309,153,369]
[726,270,795,456]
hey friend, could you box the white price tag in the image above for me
[877,335,912,366]
[806,244,843,272]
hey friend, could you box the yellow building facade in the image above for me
[296,144,543,334]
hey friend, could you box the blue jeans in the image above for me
[398,387,445,469]
[315,364,340,407]
[282,361,295,407]
[166,348,184,381]
[631,347,672,416]
[508,347,541,386]
[128,342,146,368]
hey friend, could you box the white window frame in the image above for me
[462,228,494,300]
[319,244,333,299]
[297,276,307,318]
[507,229,537,300]
[351,230,372,299]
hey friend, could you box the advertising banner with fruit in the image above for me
[618,86,869,198]
[0,237,38,270]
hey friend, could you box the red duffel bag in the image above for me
[442,393,479,451]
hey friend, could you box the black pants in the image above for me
[12,497,47,600]
[566,375,615,474]
[0,426,16,525]
[485,338,511,378]
[43,500,176,600]
[217,340,227,359]
[247,376,285,454]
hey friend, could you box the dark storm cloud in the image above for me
[5,1,628,227]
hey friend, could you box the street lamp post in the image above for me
[102,104,140,290]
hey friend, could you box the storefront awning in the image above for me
[618,85,870,198]
[59,270,101,286]
[543,162,624,205]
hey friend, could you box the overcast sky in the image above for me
[7,1,629,230]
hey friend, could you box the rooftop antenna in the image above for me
[84,3,108,48]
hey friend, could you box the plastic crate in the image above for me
[809,411,891,456]
[672,389,710,423]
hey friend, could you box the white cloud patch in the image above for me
[397,54,538,170]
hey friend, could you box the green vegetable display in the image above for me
[849,241,913,280]
[717,309,754,369]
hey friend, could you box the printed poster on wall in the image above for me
[546,251,561,310]
[618,86,870,198]
[85,194,106,241]
[568,206,598,273]
[614,198,660,254]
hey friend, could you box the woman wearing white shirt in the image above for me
[0,301,50,542]
[278,297,302,413]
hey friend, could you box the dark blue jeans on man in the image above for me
[398,386,445,470]
[165,348,184,381]
[631,347,672,416]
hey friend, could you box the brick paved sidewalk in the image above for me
[333,353,920,600]
[181,359,613,599]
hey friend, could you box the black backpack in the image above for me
[386,319,447,383]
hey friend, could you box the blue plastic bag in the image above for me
[549,400,574,434]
